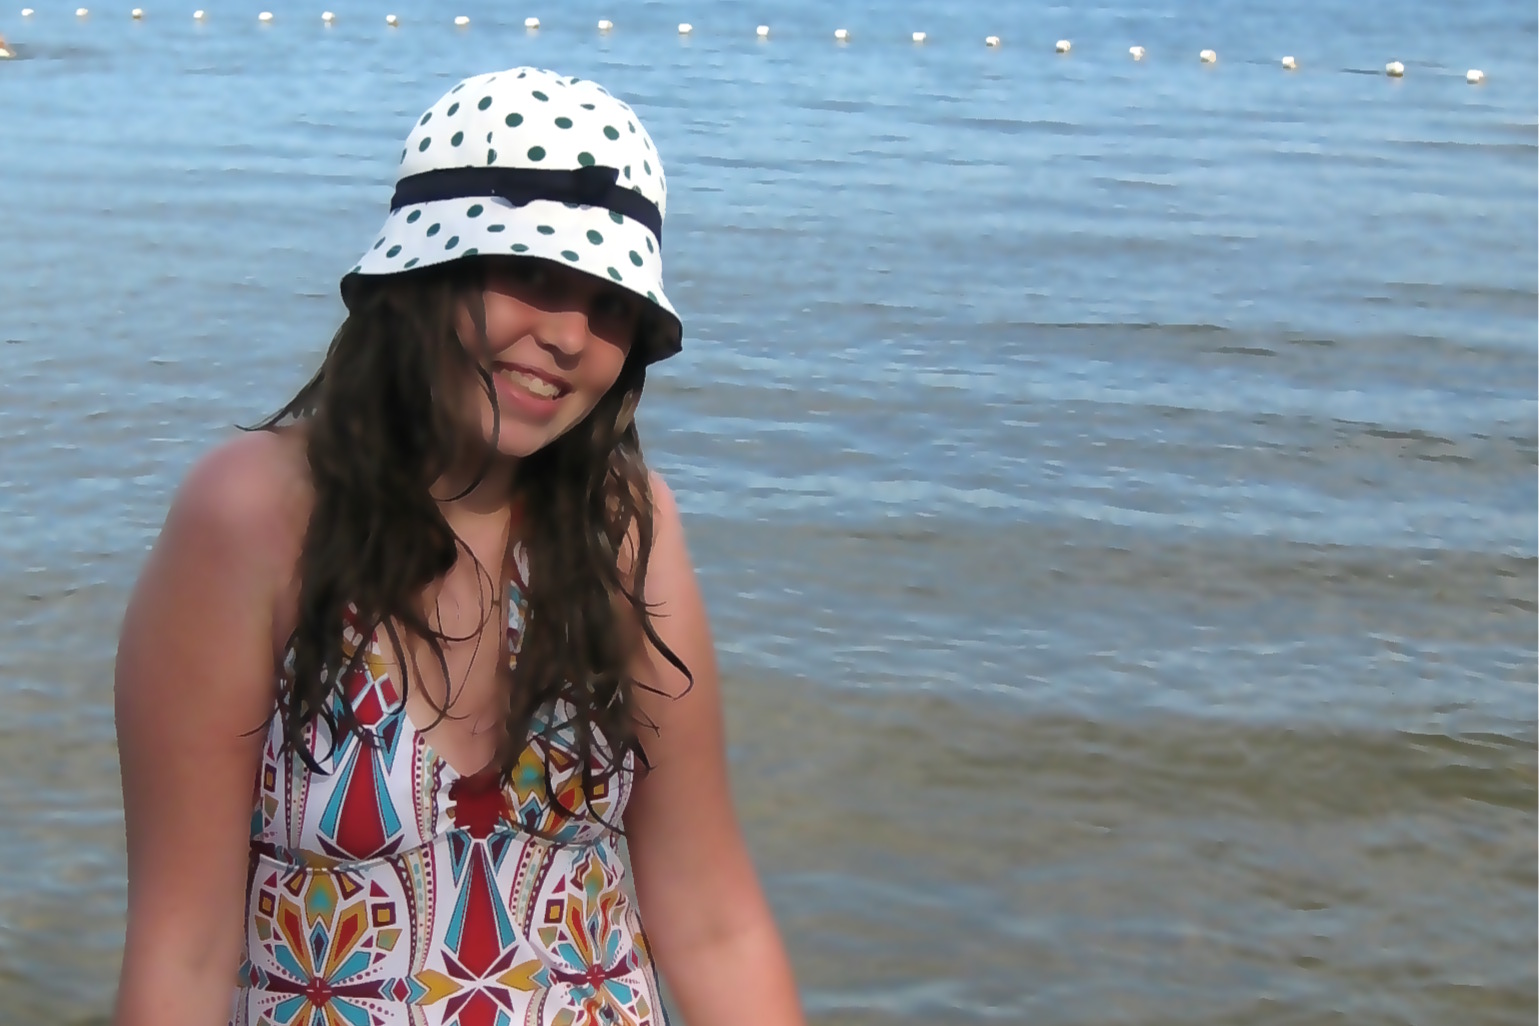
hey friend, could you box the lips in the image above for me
[492,361,571,401]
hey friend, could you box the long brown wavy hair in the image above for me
[253,258,687,832]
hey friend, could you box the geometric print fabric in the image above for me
[232,547,666,1025]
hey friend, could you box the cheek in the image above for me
[587,335,633,387]
[572,352,629,413]
[466,291,534,355]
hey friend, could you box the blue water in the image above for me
[0,1,1534,1022]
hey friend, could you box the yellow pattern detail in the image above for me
[410,969,463,1004]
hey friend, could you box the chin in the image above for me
[487,430,549,459]
[485,418,576,460]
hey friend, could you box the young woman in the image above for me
[112,67,805,1026]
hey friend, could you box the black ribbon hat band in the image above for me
[390,164,663,243]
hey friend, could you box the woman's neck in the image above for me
[422,459,520,624]
[432,450,519,517]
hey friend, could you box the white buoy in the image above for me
[75,7,88,16]
[131,7,143,19]
[19,8,32,17]
[677,22,691,34]
[192,8,204,19]
[1129,45,1146,60]
[834,27,849,41]
[756,24,769,38]
[597,18,612,31]
[524,16,538,29]
[385,13,398,26]
[1281,55,1297,70]
[321,11,335,24]
[911,31,926,43]
[1199,48,1217,63]
[985,35,1000,47]
[1466,68,1485,84]
[1055,39,1071,53]
[257,11,272,23]
[1385,60,1405,77]
[453,15,468,26]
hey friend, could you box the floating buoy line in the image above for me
[0,10,1494,86]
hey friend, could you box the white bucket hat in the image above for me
[342,67,681,362]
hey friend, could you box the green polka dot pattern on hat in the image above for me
[343,66,681,362]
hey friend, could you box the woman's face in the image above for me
[455,258,640,460]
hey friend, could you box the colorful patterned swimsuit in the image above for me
[233,556,667,1026]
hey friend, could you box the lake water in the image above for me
[0,0,1534,1022]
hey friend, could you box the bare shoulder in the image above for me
[151,425,313,657]
[168,425,311,574]
[645,467,683,534]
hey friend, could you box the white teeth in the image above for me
[503,369,561,400]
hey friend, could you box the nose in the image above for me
[533,306,590,360]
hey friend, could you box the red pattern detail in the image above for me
[446,987,507,1026]
[354,684,384,726]
[303,975,335,1007]
[453,849,503,977]
[448,773,512,840]
[548,951,640,987]
[332,751,389,858]
[332,910,364,956]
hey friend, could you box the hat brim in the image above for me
[341,196,681,363]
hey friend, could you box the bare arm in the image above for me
[623,474,805,1026]
[113,433,301,1026]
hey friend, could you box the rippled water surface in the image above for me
[0,0,1535,1022]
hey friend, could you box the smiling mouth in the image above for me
[494,363,570,400]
